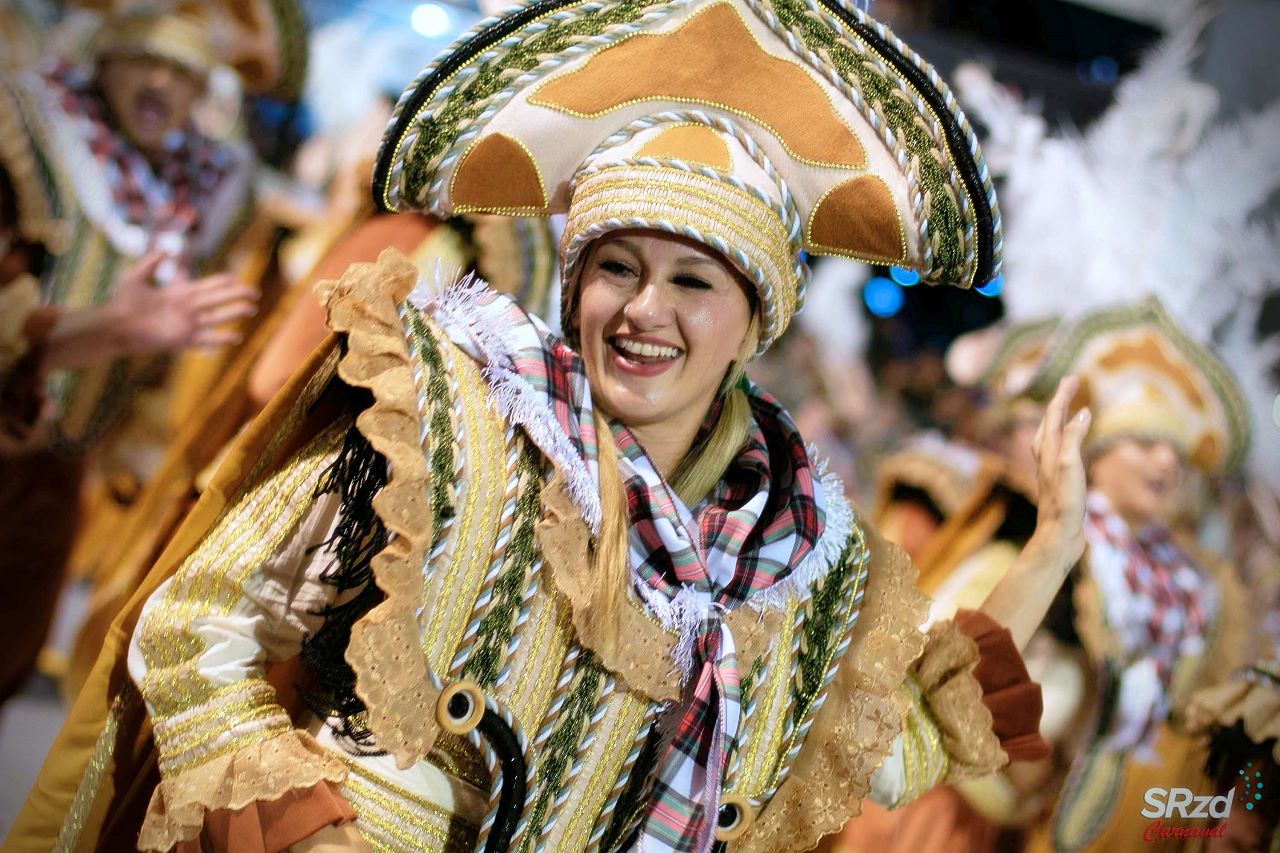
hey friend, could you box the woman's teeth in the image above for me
[613,338,681,360]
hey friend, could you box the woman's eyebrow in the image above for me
[603,238,642,255]
[674,255,717,267]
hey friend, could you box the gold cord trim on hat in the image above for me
[563,164,797,344]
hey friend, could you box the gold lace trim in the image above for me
[1187,677,1280,764]
[537,473,680,702]
[912,620,1007,781]
[737,526,930,852]
[324,248,444,769]
[137,730,347,852]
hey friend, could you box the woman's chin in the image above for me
[595,382,673,428]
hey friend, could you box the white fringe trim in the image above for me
[633,581,716,680]
[409,264,603,533]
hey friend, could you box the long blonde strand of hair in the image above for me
[592,408,631,637]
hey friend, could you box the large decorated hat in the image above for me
[373,0,1002,351]
[1027,297,1250,474]
[76,0,308,99]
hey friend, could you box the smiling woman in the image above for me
[12,2,1095,852]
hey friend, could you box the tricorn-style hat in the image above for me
[373,0,1002,351]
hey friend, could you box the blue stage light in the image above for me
[863,276,904,317]
[889,266,920,286]
[976,274,1004,297]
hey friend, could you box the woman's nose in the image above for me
[1150,441,1180,472]
[623,281,673,329]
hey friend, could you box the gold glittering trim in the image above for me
[563,164,796,341]
[324,248,445,768]
[735,526,930,852]
[339,756,479,853]
[54,687,135,853]
[424,347,509,675]
[525,1,867,171]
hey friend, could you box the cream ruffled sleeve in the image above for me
[868,612,1029,809]
[127,423,350,852]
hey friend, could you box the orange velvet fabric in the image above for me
[955,608,1051,761]
[176,781,357,853]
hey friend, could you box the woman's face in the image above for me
[576,230,756,430]
[1088,438,1185,528]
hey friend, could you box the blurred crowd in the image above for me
[1,0,1278,851]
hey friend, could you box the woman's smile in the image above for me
[608,332,685,376]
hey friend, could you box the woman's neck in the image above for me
[624,415,703,482]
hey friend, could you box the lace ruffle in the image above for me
[1188,673,1280,763]
[913,620,1008,779]
[737,526,931,852]
[324,248,444,769]
[137,730,347,852]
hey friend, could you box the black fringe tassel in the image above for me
[299,419,389,743]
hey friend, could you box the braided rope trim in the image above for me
[561,109,813,345]
[409,265,604,532]
[375,0,999,287]
[751,0,997,285]
[379,0,687,213]
[771,524,870,794]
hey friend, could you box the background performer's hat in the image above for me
[78,0,308,99]
[1028,297,1251,474]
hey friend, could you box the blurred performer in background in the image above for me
[54,0,310,607]
[60,14,561,693]
[64,208,560,695]
[1019,298,1252,853]
[0,0,312,702]
[826,321,1055,853]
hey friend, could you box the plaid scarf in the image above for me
[416,275,830,852]
[1083,491,1211,756]
[42,61,232,266]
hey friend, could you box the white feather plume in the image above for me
[954,20,1280,491]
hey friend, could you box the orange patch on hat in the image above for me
[451,133,547,213]
[530,2,866,169]
[1096,333,1205,410]
[806,174,906,262]
[1190,432,1221,471]
[636,125,734,171]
